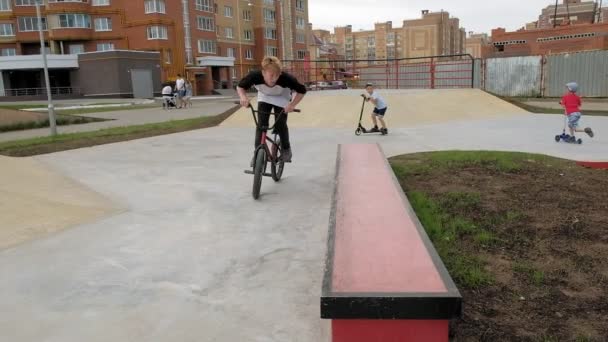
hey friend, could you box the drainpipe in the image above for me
[182,0,193,66]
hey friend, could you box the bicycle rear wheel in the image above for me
[252,149,266,199]
[271,137,284,182]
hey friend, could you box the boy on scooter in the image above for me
[363,83,388,135]
[560,82,594,141]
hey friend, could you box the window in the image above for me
[145,0,165,14]
[94,17,111,31]
[0,0,10,11]
[243,30,252,41]
[224,26,233,39]
[263,0,274,4]
[295,0,305,11]
[242,9,251,21]
[69,44,84,54]
[15,0,41,5]
[245,49,253,59]
[164,48,172,64]
[198,39,216,53]
[265,46,278,57]
[296,32,305,43]
[197,16,214,31]
[264,27,277,40]
[0,23,14,36]
[18,17,46,31]
[1,48,16,56]
[226,47,235,57]
[48,0,87,2]
[97,43,114,51]
[92,0,110,5]
[297,50,306,59]
[296,17,305,29]
[58,14,91,28]
[263,8,275,23]
[195,0,212,12]
[147,25,168,39]
[224,5,233,17]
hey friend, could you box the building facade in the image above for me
[326,10,465,67]
[0,0,310,96]
[465,32,489,58]
[537,0,605,29]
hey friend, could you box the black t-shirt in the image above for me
[238,70,307,107]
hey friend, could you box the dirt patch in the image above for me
[0,108,48,125]
[391,153,608,341]
[0,108,105,132]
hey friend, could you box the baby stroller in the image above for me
[162,93,178,110]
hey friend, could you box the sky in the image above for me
[308,0,584,35]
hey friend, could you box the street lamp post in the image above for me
[236,0,244,78]
[35,1,57,136]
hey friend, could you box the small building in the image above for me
[0,50,161,100]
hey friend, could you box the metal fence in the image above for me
[2,87,80,97]
[281,54,475,90]
[544,50,608,97]
[484,56,543,97]
[482,50,608,98]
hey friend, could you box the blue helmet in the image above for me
[566,82,578,93]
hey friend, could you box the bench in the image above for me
[321,144,462,342]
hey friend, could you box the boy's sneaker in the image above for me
[585,127,594,138]
[381,128,388,135]
[369,126,380,133]
[281,148,292,162]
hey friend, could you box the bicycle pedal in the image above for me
[244,170,254,174]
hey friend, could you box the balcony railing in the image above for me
[2,87,80,97]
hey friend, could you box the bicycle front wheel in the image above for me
[252,149,266,199]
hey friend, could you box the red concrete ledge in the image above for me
[321,144,461,341]
[577,161,608,169]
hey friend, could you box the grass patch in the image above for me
[391,150,554,177]
[407,190,494,288]
[0,105,238,156]
[513,261,545,286]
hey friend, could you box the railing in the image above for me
[1,87,80,97]
[279,54,475,90]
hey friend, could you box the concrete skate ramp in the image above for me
[0,156,121,250]
[221,89,529,128]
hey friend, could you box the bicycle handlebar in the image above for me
[233,101,301,113]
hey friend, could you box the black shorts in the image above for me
[373,107,387,117]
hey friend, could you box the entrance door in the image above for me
[131,69,153,98]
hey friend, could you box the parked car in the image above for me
[328,80,348,89]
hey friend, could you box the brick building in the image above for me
[486,22,608,57]
[326,10,465,67]
[0,0,310,96]
[537,0,605,28]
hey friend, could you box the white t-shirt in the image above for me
[175,78,185,91]
[370,91,387,110]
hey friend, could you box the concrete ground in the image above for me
[1,89,607,341]
[0,98,237,142]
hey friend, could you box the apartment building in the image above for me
[329,10,465,67]
[0,0,309,96]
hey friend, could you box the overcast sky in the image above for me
[309,0,579,35]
